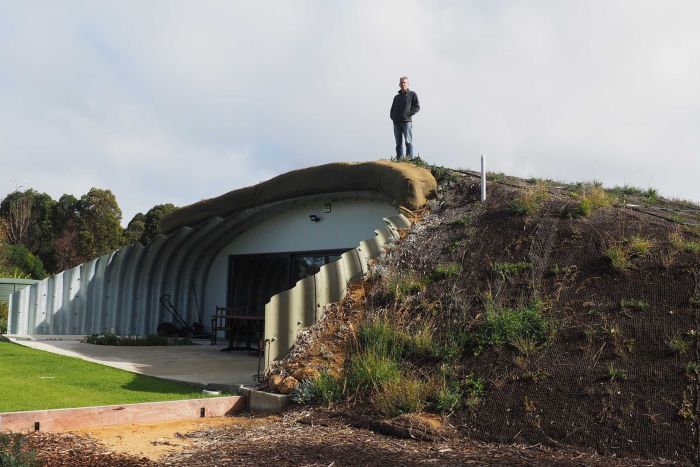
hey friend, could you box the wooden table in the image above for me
[211,308,264,353]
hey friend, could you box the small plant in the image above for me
[548,264,572,277]
[642,188,659,203]
[569,185,615,218]
[432,328,471,361]
[451,215,471,227]
[0,301,8,334]
[476,301,551,354]
[667,333,691,355]
[313,372,344,404]
[492,261,531,278]
[607,362,628,381]
[606,245,631,272]
[374,377,426,416]
[620,299,649,312]
[430,263,461,282]
[510,184,549,216]
[447,239,466,253]
[346,350,401,393]
[85,333,176,346]
[669,231,700,254]
[487,171,507,182]
[678,391,695,421]
[386,273,427,300]
[689,296,700,308]
[357,319,403,359]
[523,395,536,413]
[629,236,653,256]
[402,322,436,359]
[289,378,317,404]
[511,336,539,356]
[685,361,699,376]
[0,433,37,467]
[464,374,484,398]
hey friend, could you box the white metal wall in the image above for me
[7,192,399,338]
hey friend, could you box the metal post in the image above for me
[480,155,486,201]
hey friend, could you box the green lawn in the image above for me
[0,341,211,412]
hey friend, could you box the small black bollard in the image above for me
[200,407,205,418]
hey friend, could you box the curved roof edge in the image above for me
[161,160,436,234]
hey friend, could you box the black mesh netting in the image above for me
[372,176,700,463]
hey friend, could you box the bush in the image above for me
[6,245,47,280]
[0,302,8,334]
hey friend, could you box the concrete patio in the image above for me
[8,337,261,391]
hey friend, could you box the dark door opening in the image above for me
[228,249,349,317]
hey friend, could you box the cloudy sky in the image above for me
[1,1,699,224]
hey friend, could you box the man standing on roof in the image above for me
[390,76,420,160]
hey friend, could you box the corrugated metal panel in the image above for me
[264,214,409,366]
[7,192,402,339]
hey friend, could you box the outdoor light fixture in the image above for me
[309,214,320,222]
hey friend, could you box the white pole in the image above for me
[480,154,486,201]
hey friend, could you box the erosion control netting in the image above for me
[373,176,699,462]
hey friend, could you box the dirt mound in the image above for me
[268,170,700,464]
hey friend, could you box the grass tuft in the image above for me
[620,299,649,312]
[606,246,632,272]
[492,261,531,278]
[475,301,551,354]
[374,377,426,416]
[430,263,461,282]
[510,183,549,216]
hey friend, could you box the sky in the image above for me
[1,1,699,225]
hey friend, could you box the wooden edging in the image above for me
[0,396,245,433]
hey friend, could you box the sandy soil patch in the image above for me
[69,414,278,461]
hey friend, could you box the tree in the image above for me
[123,212,146,245]
[141,204,177,245]
[6,244,47,279]
[0,191,33,246]
[0,189,56,271]
[76,188,123,259]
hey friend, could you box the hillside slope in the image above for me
[267,166,700,464]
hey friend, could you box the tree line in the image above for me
[0,188,176,279]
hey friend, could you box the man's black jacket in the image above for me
[390,90,420,122]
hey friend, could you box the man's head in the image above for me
[399,76,409,92]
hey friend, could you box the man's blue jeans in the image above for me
[393,122,413,159]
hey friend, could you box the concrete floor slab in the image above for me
[8,338,261,390]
